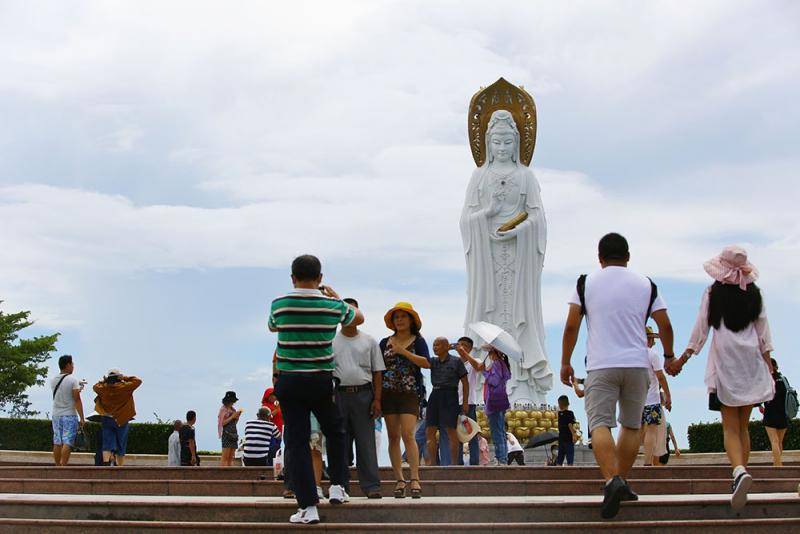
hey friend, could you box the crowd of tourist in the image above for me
[46,235,796,525]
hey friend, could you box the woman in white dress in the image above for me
[667,246,774,510]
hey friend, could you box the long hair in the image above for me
[708,281,762,332]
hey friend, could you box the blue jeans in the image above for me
[457,405,480,465]
[556,440,574,466]
[487,410,507,463]
[101,416,130,457]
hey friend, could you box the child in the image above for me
[478,434,490,466]
[506,430,525,465]
[556,395,577,466]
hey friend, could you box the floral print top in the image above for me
[379,336,429,394]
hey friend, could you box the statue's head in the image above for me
[485,110,520,165]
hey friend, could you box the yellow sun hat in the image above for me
[384,302,422,331]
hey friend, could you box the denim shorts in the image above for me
[425,389,459,429]
[52,415,79,446]
[101,416,130,456]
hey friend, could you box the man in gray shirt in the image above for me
[333,298,385,499]
[50,355,85,466]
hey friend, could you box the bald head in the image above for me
[433,337,451,358]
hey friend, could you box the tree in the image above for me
[0,303,59,417]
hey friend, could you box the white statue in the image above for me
[460,109,553,405]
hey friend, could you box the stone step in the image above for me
[2,465,798,481]
[1,517,800,533]
[1,477,797,497]
[0,494,796,524]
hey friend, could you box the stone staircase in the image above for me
[0,465,798,532]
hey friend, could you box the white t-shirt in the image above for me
[646,347,663,406]
[167,431,181,466]
[569,266,667,371]
[50,373,80,417]
[506,432,523,453]
[333,332,386,386]
[459,359,481,405]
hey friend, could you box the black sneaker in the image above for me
[731,471,753,510]
[620,481,639,502]
[601,476,626,519]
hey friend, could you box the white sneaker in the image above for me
[328,484,350,505]
[289,506,320,524]
[316,486,325,500]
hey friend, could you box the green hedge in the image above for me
[0,418,172,454]
[688,419,799,453]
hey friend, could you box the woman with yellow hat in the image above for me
[379,302,431,499]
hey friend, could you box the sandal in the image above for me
[393,480,406,499]
[409,478,421,499]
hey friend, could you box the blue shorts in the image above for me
[101,416,130,457]
[425,389,459,429]
[52,415,79,446]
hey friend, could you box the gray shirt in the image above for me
[333,332,386,386]
[430,355,468,388]
[50,373,80,418]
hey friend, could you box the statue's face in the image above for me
[489,132,515,163]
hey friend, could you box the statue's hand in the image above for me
[485,190,503,218]
[490,220,528,242]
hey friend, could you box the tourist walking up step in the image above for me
[641,327,672,466]
[380,301,430,498]
[333,297,385,499]
[243,407,281,467]
[667,246,773,510]
[269,255,362,524]
[93,369,142,466]
[761,358,793,467]
[425,337,469,466]
[454,336,482,465]
[218,391,243,467]
[180,411,198,466]
[506,430,525,465]
[561,233,674,519]
[556,395,577,466]
[50,355,85,466]
[168,420,182,466]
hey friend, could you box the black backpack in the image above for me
[576,274,658,320]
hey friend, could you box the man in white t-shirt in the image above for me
[333,298,386,499]
[50,354,86,466]
[455,336,481,465]
[641,327,672,466]
[167,420,182,466]
[560,233,675,519]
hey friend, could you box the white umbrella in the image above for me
[468,321,523,361]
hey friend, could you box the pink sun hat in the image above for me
[703,245,759,290]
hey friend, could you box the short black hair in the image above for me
[598,233,629,261]
[343,298,359,308]
[291,255,321,282]
[557,395,569,405]
[186,410,196,422]
[58,355,73,371]
[457,336,474,348]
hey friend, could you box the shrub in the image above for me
[688,419,799,453]
[0,418,172,454]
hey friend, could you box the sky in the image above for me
[1,0,799,457]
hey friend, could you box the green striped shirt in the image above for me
[269,289,356,373]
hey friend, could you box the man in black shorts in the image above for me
[425,337,469,466]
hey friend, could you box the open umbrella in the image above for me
[525,431,558,449]
[468,321,523,361]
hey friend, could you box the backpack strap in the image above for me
[646,278,658,320]
[52,374,69,399]
[576,274,588,316]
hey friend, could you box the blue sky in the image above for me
[2,1,799,455]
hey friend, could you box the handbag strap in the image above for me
[52,374,69,399]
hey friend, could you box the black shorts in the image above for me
[242,456,269,467]
[426,389,459,429]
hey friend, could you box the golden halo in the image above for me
[467,77,537,167]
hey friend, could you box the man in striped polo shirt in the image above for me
[269,254,364,525]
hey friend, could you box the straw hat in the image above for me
[384,302,422,331]
[703,245,759,291]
